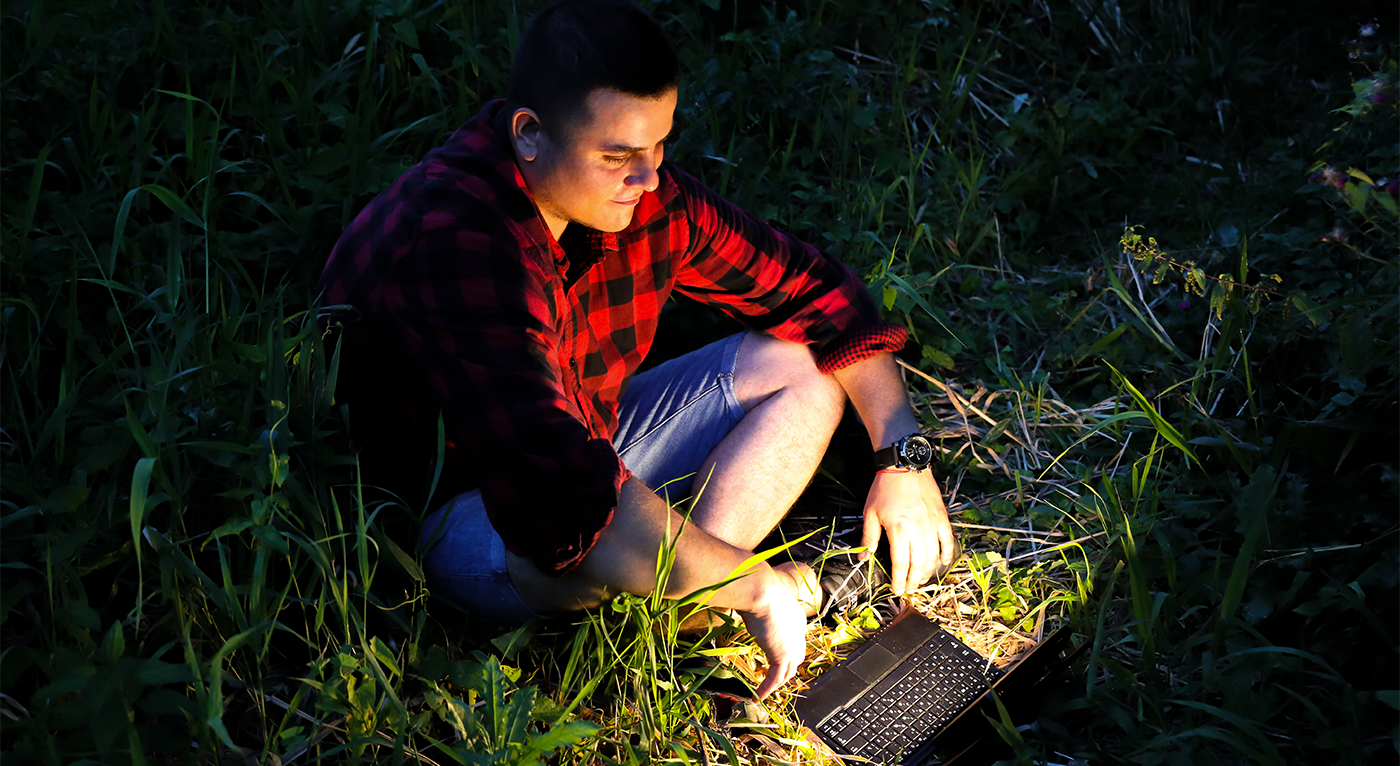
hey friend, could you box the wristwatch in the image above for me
[873,432,934,471]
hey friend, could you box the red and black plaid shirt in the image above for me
[319,100,907,575]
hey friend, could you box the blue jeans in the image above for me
[421,332,749,623]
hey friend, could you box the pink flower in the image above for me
[1316,220,1349,243]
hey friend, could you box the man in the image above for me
[319,0,955,699]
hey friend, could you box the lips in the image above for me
[613,197,641,206]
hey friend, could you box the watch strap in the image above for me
[873,444,901,471]
[873,432,931,471]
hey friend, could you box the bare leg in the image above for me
[509,332,841,617]
[687,332,847,550]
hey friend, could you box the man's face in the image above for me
[516,88,677,240]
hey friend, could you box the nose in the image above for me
[626,155,660,192]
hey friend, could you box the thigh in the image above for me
[614,331,748,498]
[420,491,545,624]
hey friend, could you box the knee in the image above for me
[735,332,846,418]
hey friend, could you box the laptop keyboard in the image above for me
[815,628,1004,764]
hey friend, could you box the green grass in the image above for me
[2,0,1397,763]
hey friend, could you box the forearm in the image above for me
[573,477,787,610]
[831,351,921,448]
[831,350,957,594]
[513,478,810,699]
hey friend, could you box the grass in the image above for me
[2,0,1397,764]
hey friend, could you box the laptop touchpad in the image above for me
[845,643,898,684]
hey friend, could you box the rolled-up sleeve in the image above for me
[669,166,907,371]
[384,221,626,575]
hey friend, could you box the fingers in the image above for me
[742,581,809,699]
[752,623,803,698]
[859,508,883,562]
[756,655,798,698]
[924,476,957,578]
[864,471,959,593]
[893,526,932,595]
[910,530,931,592]
[936,516,956,574]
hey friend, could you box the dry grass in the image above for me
[676,369,1127,764]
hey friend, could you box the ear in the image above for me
[510,107,545,162]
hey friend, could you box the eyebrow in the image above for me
[601,127,677,155]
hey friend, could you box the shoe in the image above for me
[791,544,891,617]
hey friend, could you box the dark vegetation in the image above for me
[1,0,1396,763]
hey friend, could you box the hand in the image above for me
[859,470,955,596]
[735,565,810,698]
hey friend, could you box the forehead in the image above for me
[570,87,677,146]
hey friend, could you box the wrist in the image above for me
[873,431,934,472]
[865,414,922,451]
[731,562,784,615]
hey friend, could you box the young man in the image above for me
[319,0,955,698]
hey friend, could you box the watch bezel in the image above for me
[896,433,934,470]
[874,432,934,471]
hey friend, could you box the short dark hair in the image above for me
[505,0,679,143]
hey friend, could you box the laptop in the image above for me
[794,606,1081,765]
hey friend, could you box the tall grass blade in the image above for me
[1106,362,1198,466]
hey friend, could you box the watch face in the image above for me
[900,435,934,468]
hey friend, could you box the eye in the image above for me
[602,155,628,167]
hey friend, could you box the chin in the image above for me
[589,213,635,233]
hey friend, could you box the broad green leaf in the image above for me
[1377,691,1400,710]
[0,504,42,531]
[1345,167,1375,185]
[98,621,125,664]
[369,636,402,679]
[480,656,511,748]
[501,686,535,754]
[921,346,954,369]
[1344,180,1370,214]
[1290,293,1329,327]
[392,19,419,48]
[1376,191,1399,218]
[132,658,196,686]
[490,623,536,661]
[513,720,602,764]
